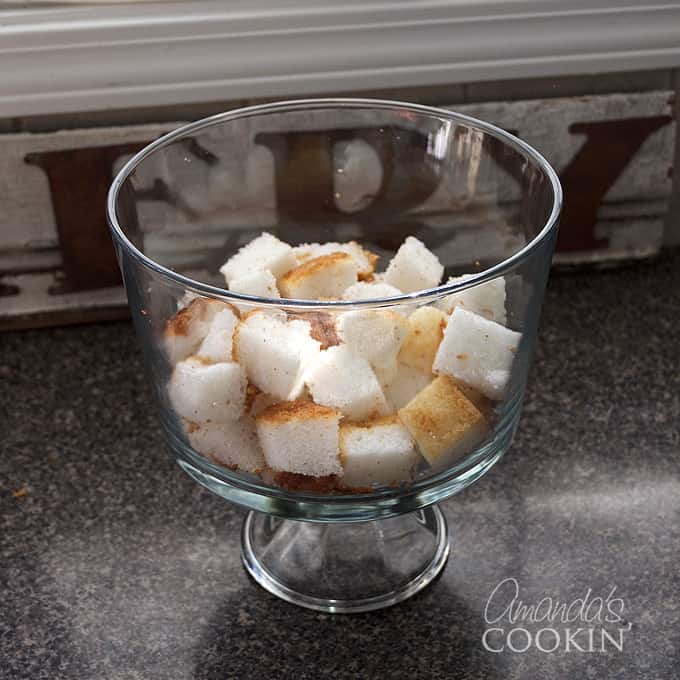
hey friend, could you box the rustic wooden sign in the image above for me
[458,93,675,264]
[0,91,675,329]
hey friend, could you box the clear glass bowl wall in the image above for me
[109,101,560,522]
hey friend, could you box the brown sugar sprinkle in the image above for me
[186,421,201,434]
[456,353,469,360]
[288,311,340,350]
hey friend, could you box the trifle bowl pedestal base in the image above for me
[241,505,449,613]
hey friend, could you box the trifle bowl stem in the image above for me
[241,506,449,613]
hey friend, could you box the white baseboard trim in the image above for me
[1,1,680,117]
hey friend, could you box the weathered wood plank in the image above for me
[0,272,128,331]
[0,122,181,252]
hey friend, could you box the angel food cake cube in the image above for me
[220,232,297,285]
[305,345,390,421]
[336,309,410,370]
[339,416,420,487]
[187,418,264,473]
[398,306,448,374]
[384,236,443,293]
[169,358,246,423]
[196,307,240,363]
[382,362,433,410]
[293,241,379,280]
[255,400,342,476]
[398,375,488,467]
[287,311,340,350]
[438,275,507,324]
[228,269,280,313]
[342,280,403,301]
[233,311,321,401]
[372,358,400,388]
[433,307,521,400]
[279,253,359,299]
[164,298,233,365]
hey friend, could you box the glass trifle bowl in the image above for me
[107,99,561,613]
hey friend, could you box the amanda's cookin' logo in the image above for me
[482,578,632,653]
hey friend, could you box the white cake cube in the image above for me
[339,416,421,487]
[169,358,246,422]
[382,362,433,410]
[219,232,297,285]
[233,311,321,401]
[196,307,240,363]
[432,307,521,400]
[293,241,378,279]
[305,345,390,421]
[164,298,232,365]
[342,280,403,301]
[438,275,507,324]
[186,418,265,473]
[336,309,410,370]
[228,269,280,313]
[255,400,342,476]
[383,236,444,293]
[279,253,359,299]
[373,358,400,388]
[287,311,340,350]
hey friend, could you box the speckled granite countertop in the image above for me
[2,252,679,680]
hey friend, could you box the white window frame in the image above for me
[1,0,680,117]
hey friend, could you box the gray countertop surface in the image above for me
[1,252,679,680]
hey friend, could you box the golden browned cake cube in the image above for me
[398,375,488,467]
[293,241,379,280]
[398,306,448,374]
[279,252,359,299]
[454,381,496,421]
